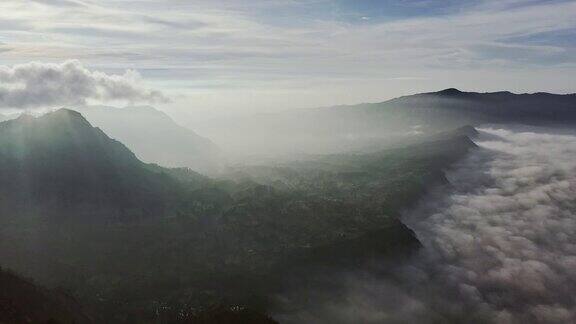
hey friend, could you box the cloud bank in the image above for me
[0,60,167,109]
[402,126,576,323]
[276,126,576,323]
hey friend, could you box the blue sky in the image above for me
[0,0,575,117]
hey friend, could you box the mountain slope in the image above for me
[0,109,181,220]
[0,268,93,324]
[0,109,478,322]
[352,88,576,126]
[74,106,221,173]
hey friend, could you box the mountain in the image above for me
[366,88,576,125]
[0,109,478,322]
[0,109,182,220]
[194,89,576,156]
[73,105,221,173]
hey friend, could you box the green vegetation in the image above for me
[0,110,476,322]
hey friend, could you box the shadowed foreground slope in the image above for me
[0,268,93,324]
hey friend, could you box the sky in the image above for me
[0,0,575,118]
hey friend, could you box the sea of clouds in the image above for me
[276,125,576,324]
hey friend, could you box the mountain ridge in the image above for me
[325,88,576,110]
[0,108,183,221]
[71,105,222,173]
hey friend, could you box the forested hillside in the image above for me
[0,111,477,322]
[0,268,93,324]
[74,106,221,173]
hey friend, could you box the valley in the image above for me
[0,89,574,323]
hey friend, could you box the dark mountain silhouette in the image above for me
[0,109,182,221]
[374,88,576,124]
[73,106,221,173]
[0,266,280,324]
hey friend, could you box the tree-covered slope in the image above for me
[0,268,93,324]
[0,109,185,221]
[0,111,477,322]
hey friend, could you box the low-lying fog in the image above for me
[274,125,576,324]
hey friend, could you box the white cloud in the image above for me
[1,0,574,69]
[401,126,576,323]
[0,60,167,109]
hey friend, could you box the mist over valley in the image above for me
[0,89,575,323]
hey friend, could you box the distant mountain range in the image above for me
[73,105,222,173]
[351,88,576,126]
[195,89,576,156]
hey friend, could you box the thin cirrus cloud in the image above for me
[0,60,168,109]
[1,0,574,68]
